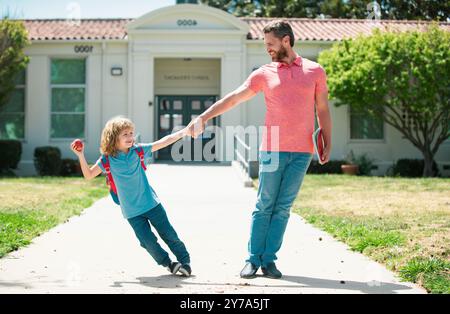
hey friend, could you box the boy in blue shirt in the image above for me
[70,116,191,276]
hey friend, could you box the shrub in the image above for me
[34,146,62,176]
[393,159,439,177]
[307,160,346,174]
[0,140,22,172]
[354,153,377,176]
[60,158,82,177]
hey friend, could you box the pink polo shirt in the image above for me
[244,55,328,153]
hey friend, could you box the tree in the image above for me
[201,0,450,21]
[264,0,371,19]
[0,18,29,111]
[201,0,322,17]
[200,0,264,17]
[318,25,449,177]
[263,0,320,18]
[319,1,450,20]
[320,0,369,19]
[380,0,450,21]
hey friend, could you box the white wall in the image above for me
[101,43,129,124]
[16,42,128,175]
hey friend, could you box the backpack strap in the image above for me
[100,155,118,194]
[135,145,147,171]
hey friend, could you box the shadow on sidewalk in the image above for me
[0,281,31,289]
[111,275,193,289]
[278,275,418,294]
[111,274,419,294]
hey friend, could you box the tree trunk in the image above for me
[422,149,436,177]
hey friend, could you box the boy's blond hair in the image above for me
[100,116,135,156]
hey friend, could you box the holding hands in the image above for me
[186,116,206,139]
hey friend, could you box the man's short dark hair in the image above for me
[263,20,295,47]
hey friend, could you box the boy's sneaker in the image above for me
[261,262,282,279]
[179,264,192,277]
[240,262,259,279]
[167,261,182,275]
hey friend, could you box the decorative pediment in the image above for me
[127,4,249,34]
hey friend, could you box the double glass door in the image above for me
[157,95,218,161]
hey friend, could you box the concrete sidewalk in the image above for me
[0,164,426,294]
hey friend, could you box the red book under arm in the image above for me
[312,128,325,164]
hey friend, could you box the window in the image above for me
[0,71,26,140]
[350,107,384,140]
[50,59,86,139]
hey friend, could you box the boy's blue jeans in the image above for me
[127,203,190,267]
[247,151,312,268]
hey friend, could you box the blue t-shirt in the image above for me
[96,143,160,219]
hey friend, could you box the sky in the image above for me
[0,0,177,19]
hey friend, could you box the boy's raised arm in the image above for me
[70,141,102,180]
[151,128,189,152]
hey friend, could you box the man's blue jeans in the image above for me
[247,151,312,268]
[127,203,190,267]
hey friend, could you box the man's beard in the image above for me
[271,46,288,62]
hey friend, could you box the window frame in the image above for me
[347,105,386,144]
[49,57,87,141]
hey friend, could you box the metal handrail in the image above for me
[235,135,250,151]
[234,133,258,178]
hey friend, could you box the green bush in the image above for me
[354,153,377,176]
[0,140,22,172]
[393,159,439,177]
[60,158,82,177]
[307,160,346,174]
[34,146,62,176]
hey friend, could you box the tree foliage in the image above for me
[200,0,449,21]
[318,25,449,176]
[0,19,29,110]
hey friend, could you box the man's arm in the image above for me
[315,90,332,164]
[188,84,256,138]
[151,128,189,152]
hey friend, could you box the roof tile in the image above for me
[21,18,449,42]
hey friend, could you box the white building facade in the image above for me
[3,4,449,176]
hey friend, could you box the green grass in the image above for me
[302,210,406,253]
[0,177,108,258]
[0,211,57,257]
[399,258,450,294]
[255,174,450,294]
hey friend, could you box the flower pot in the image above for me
[341,164,359,175]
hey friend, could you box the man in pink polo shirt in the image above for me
[188,21,332,279]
